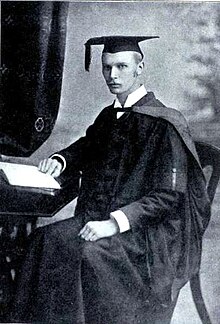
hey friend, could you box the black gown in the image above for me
[11,92,210,323]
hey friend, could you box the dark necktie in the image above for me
[114,107,133,112]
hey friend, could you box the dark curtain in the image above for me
[0,1,69,156]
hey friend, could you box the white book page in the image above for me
[0,162,61,189]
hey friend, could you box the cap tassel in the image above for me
[85,44,91,72]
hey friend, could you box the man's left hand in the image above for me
[78,219,119,241]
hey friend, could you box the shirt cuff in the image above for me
[51,154,66,171]
[110,210,130,233]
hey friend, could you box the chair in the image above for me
[190,141,220,324]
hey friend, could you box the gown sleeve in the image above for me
[54,107,110,172]
[119,123,188,230]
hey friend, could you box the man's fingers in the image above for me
[38,159,48,172]
[81,231,97,241]
[79,220,117,241]
[79,223,92,235]
[51,164,62,178]
[79,225,90,237]
[38,159,52,173]
[78,225,86,236]
[38,160,43,170]
[84,231,95,241]
[89,234,98,241]
[38,158,62,177]
[47,160,61,176]
[79,224,97,241]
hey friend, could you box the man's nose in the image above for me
[110,66,118,79]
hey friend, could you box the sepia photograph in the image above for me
[0,1,220,323]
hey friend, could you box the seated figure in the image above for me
[10,36,211,324]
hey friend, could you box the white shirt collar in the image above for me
[114,85,147,108]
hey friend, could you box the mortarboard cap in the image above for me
[84,35,159,71]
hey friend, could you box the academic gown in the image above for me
[10,92,210,324]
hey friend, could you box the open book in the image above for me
[0,161,61,190]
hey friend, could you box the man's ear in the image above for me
[137,61,144,76]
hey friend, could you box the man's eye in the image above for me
[103,65,111,70]
[118,64,127,69]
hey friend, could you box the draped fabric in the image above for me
[0,1,69,156]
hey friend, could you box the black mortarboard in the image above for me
[84,35,159,71]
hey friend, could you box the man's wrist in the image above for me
[50,154,66,171]
[107,219,120,235]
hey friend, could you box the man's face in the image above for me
[102,51,142,98]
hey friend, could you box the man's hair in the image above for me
[101,51,144,65]
[133,52,144,64]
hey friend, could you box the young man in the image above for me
[11,36,210,324]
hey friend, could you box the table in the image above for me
[0,170,79,318]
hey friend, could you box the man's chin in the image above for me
[108,87,122,94]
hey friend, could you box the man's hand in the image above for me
[78,219,119,242]
[38,158,62,178]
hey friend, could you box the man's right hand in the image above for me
[38,158,62,178]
